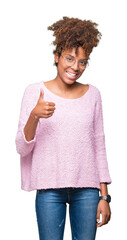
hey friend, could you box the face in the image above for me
[55,47,88,85]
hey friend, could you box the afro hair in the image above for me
[48,16,102,66]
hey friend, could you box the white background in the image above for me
[0,0,126,239]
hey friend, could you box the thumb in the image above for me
[39,88,44,102]
[96,210,100,223]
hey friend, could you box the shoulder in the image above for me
[77,82,101,94]
[23,81,43,98]
[89,83,100,94]
[90,83,102,99]
[24,81,42,92]
[88,84,103,106]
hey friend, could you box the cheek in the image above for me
[58,63,67,75]
[57,67,65,81]
[80,69,85,75]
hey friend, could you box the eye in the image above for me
[66,57,73,62]
[80,61,88,66]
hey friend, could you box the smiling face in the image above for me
[55,47,88,85]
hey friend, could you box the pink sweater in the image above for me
[15,80,112,191]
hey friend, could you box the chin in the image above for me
[64,79,77,85]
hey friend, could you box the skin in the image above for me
[24,46,111,227]
[45,47,89,98]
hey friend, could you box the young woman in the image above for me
[15,16,112,240]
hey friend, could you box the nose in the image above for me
[71,60,79,71]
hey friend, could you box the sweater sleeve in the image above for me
[94,89,112,184]
[15,85,37,157]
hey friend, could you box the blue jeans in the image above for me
[35,187,100,240]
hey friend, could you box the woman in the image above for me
[15,16,112,240]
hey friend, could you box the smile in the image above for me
[66,71,77,76]
[65,71,78,79]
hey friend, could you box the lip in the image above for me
[65,71,79,79]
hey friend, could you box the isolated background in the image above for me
[0,0,126,239]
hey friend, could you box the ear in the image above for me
[54,52,59,64]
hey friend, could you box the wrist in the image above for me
[99,194,111,203]
[30,111,39,121]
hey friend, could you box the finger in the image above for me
[102,214,107,226]
[39,88,44,101]
[43,107,55,115]
[97,221,103,227]
[45,102,56,112]
[96,214,106,227]
[46,102,55,106]
[96,213,101,227]
[46,112,53,116]
[43,112,53,118]
[96,210,100,224]
[45,106,56,112]
[46,110,54,114]
[96,218,104,227]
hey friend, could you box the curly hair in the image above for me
[47,16,102,66]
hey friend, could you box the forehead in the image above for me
[62,47,86,58]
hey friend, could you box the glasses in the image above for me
[61,54,89,69]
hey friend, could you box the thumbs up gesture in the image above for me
[31,88,56,120]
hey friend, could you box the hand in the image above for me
[96,200,111,227]
[31,88,56,120]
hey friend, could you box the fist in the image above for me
[31,88,56,120]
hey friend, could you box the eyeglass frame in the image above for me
[60,54,89,68]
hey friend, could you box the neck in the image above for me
[53,76,78,93]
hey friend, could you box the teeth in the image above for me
[66,71,76,76]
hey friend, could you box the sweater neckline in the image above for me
[41,81,92,102]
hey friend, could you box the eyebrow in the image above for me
[65,54,88,60]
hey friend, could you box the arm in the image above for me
[94,89,112,227]
[94,90,112,184]
[23,87,56,141]
[23,111,39,142]
[97,182,111,227]
[100,182,108,196]
[15,85,38,157]
[15,86,55,157]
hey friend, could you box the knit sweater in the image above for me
[15,80,112,191]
